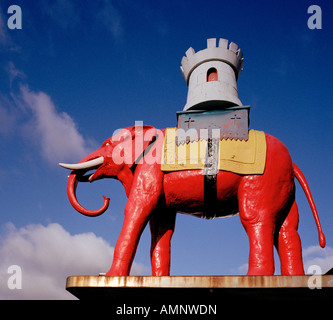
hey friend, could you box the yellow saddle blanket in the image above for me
[161,129,267,175]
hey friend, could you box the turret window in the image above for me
[207,67,218,82]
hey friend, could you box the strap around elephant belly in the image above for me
[203,137,219,219]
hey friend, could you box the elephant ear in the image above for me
[128,125,157,167]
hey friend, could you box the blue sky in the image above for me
[0,0,332,299]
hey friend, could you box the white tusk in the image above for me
[59,156,104,170]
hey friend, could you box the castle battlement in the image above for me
[180,38,244,84]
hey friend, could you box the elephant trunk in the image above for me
[67,171,110,217]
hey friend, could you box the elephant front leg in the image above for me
[106,205,150,276]
[149,209,176,276]
[106,163,164,276]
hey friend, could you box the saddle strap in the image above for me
[203,137,219,219]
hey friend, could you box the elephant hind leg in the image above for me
[274,200,305,275]
[241,220,275,275]
[239,204,275,275]
[149,209,176,276]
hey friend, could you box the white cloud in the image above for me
[0,223,147,299]
[303,245,333,274]
[20,85,96,164]
[7,61,25,87]
[236,263,248,275]
[235,245,333,275]
[1,63,95,164]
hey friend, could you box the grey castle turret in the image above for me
[180,38,244,111]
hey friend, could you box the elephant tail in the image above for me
[293,163,326,248]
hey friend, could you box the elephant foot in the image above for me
[105,269,130,276]
[105,261,130,276]
[247,269,275,276]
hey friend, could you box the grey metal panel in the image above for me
[176,106,250,144]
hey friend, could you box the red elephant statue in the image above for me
[59,125,325,276]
